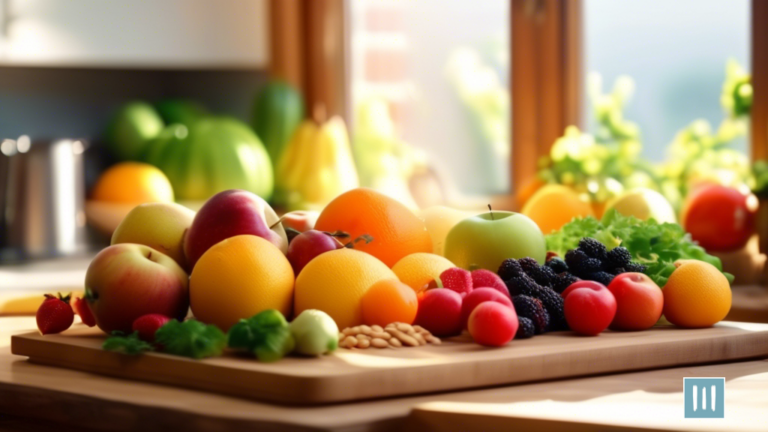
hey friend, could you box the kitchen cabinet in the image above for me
[0,0,268,69]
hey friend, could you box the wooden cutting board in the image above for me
[11,322,768,405]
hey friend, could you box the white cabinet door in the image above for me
[0,0,268,68]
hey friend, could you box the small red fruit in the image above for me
[72,296,96,327]
[460,288,514,330]
[562,281,616,336]
[132,314,172,342]
[439,267,473,297]
[415,288,463,337]
[36,293,75,335]
[607,273,663,331]
[682,184,758,251]
[470,269,509,298]
[468,302,518,347]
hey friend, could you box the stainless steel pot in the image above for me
[1,136,88,259]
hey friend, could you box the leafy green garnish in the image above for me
[103,331,154,355]
[228,309,294,362]
[154,320,227,359]
[546,209,734,287]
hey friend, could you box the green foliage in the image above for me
[546,209,733,287]
[753,160,768,199]
[154,320,227,360]
[227,309,294,362]
[102,331,154,355]
[538,60,754,211]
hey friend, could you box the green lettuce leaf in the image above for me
[546,209,733,287]
[154,320,227,359]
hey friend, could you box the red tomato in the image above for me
[607,273,663,331]
[563,281,616,336]
[682,185,758,252]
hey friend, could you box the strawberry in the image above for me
[72,296,96,327]
[438,267,473,297]
[132,314,172,342]
[36,293,74,335]
[470,269,510,298]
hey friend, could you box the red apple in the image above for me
[460,288,513,330]
[682,184,758,251]
[562,281,616,336]
[85,244,189,334]
[468,302,519,347]
[184,189,288,269]
[607,272,663,331]
[415,289,463,337]
[286,230,344,276]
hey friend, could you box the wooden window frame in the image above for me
[269,0,765,208]
[752,0,768,162]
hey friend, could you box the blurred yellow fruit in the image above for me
[190,235,294,331]
[418,206,474,256]
[91,162,174,203]
[294,248,396,329]
[604,188,676,224]
[392,252,455,292]
[663,260,731,328]
[522,184,594,234]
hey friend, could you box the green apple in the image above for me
[444,211,546,271]
[418,206,476,256]
[105,101,165,161]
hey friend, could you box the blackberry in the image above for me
[518,257,541,277]
[578,237,608,261]
[512,295,549,334]
[625,262,647,273]
[531,285,566,331]
[552,272,579,293]
[505,275,538,297]
[545,257,569,274]
[527,264,557,287]
[565,249,602,277]
[584,271,614,286]
[612,267,627,275]
[606,247,632,270]
[516,317,535,339]
[498,258,524,280]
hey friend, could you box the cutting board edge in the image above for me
[11,327,768,405]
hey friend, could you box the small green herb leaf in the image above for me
[154,320,226,359]
[103,331,154,355]
[228,309,294,362]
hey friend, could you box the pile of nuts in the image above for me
[339,322,441,349]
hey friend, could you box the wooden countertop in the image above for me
[1,317,768,431]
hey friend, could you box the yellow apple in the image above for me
[111,202,196,270]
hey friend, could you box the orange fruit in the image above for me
[392,253,454,292]
[662,260,731,328]
[361,279,418,326]
[190,235,294,331]
[315,188,432,267]
[516,176,545,208]
[521,184,594,234]
[91,162,174,203]
[294,248,397,329]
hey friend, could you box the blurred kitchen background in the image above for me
[1,0,766,309]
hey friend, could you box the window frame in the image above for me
[268,0,766,208]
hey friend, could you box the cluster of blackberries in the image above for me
[497,258,567,339]
[563,238,646,286]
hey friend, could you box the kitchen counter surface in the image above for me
[1,316,768,432]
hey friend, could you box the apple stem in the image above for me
[488,204,494,221]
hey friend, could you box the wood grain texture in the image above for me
[408,358,768,432]
[11,322,768,405]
